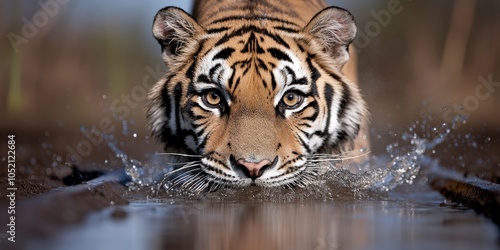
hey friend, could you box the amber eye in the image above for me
[203,90,223,108]
[282,91,304,109]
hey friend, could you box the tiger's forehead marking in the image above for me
[195,26,310,98]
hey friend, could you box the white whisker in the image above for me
[167,160,202,166]
[171,169,201,186]
[307,151,371,162]
[189,175,207,191]
[182,172,203,189]
[155,152,202,158]
[209,182,221,192]
[162,162,200,177]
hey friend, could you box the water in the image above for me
[29,197,499,250]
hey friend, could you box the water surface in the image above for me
[29,190,499,250]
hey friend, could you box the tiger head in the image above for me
[147,6,368,188]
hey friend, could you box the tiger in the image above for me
[147,0,369,190]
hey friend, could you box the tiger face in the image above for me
[148,6,368,188]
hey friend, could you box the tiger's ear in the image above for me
[152,7,204,65]
[304,7,357,69]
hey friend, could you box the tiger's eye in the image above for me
[282,92,303,108]
[204,90,222,107]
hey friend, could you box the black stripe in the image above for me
[306,56,321,97]
[241,63,251,76]
[231,59,251,68]
[197,74,211,83]
[328,71,342,82]
[186,62,196,80]
[271,73,277,90]
[207,27,230,34]
[298,123,312,128]
[268,48,291,62]
[284,66,296,79]
[298,128,311,138]
[261,80,268,88]
[205,158,231,171]
[173,83,183,135]
[274,26,299,33]
[278,156,301,170]
[300,101,319,121]
[290,77,308,86]
[297,43,305,53]
[297,136,312,154]
[323,84,334,135]
[215,25,289,48]
[209,63,222,79]
[313,130,327,137]
[335,130,349,145]
[185,41,205,79]
[228,68,236,89]
[157,81,172,143]
[233,77,241,91]
[257,58,268,71]
[160,80,172,123]
[241,32,265,54]
[337,81,351,120]
[213,48,235,60]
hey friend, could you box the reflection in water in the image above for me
[33,197,499,250]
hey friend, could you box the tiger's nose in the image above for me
[236,159,272,180]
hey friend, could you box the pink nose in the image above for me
[237,159,272,179]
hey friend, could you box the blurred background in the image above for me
[0,0,499,194]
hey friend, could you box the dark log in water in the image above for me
[1,170,129,242]
[430,167,500,226]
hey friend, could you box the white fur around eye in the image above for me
[196,48,234,90]
[197,96,222,117]
[272,53,311,107]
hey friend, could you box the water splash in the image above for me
[87,105,470,199]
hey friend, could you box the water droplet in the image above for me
[133,133,137,138]
[122,120,129,136]
[102,95,108,100]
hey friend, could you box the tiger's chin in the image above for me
[208,175,308,189]
[201,165,314,189]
